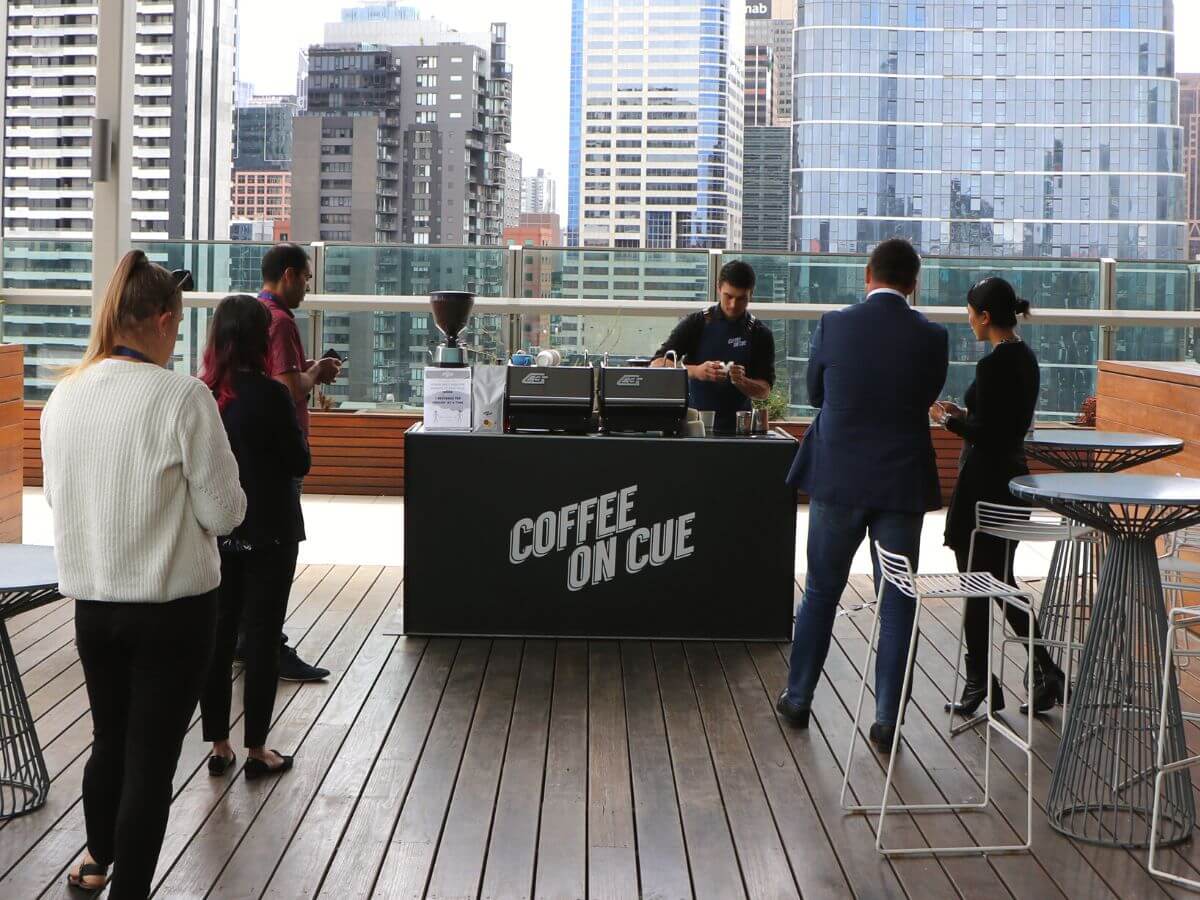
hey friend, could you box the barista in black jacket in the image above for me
[650,260,775,433]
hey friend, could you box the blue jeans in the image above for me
[785,500,924,726]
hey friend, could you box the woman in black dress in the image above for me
[931,277,1066,718]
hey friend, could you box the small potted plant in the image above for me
[752,389,789,433]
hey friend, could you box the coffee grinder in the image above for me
[429,290,475,367]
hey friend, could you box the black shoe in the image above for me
[1020,668,1065,716]
[278,642,329,682]
[944,675,1005,717]
[869,722,898,754]
[244,750,293,781]
[776,690,810,728]
[207,752,236,776]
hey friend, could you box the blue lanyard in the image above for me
[111,345,157,365]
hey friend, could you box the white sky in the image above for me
[238,0,1200,206]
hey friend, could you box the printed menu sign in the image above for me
[423,367,472,432]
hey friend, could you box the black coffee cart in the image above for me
[403,425,798,640]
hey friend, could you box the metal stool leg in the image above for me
[0,621,49,819]
[1148,607,1200,888]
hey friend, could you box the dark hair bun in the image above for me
[968,276,1029,327]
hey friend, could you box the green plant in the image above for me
[754,389,790,420]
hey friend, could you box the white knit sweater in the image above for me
[41,359,247,603]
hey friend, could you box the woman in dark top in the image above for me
[931,277,1065,719]
[199,295,310,780]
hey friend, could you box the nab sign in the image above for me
[746,1,770,18]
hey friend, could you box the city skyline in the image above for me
[240,0,1200,203]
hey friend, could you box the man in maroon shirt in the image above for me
[236,244,340,682]
[258,243,339,437]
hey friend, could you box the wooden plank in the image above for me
[424,640,524,900]
[151,566,392,897]
[478,639,556,900]
[1098,360,1200,390]
[730,642,906,900]
[907,583,1181,896]
[619,641,692,900]
[534,639,588,900]
[264,635,428,898]
[369,639,492,898]
[652,641,747,900]
[747,641,960,900]
[179,569,400,899]
[683,642,799,899]
[0,399,23,430]
[713,642,852,900]
[314,638,460,899]
[587,641,640,900]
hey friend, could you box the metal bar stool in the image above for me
[949,501,1096,736]
[1149,606,1200,889]
[839,541,1035,857]
[1160,526,1200,670]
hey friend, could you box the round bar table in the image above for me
[1022,430,1184,676]
[1025,430,1184,475]
[0,545,61,819]
[1010,474,1200,848]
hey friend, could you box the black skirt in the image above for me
[944,444,1029,552]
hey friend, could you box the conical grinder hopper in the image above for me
[429,290,475,367]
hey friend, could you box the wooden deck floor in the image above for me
[5,566,1200,898]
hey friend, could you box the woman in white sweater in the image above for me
[41,250,246,899]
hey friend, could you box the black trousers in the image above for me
[201,542,298,749]
[75,591,217,900]
[953,539,1060,683]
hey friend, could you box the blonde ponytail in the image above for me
[69,250,182,375]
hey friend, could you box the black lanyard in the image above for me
[111,345,157,365]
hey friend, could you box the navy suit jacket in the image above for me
[787,291,950,513]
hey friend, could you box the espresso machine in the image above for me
[429,290,474,367]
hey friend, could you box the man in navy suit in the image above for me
[777,238,949,752]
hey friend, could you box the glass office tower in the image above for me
[566,0,745,250]
[787,1,1185,420]
[791,1,1184,260]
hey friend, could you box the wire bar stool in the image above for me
[840,542,1035,857]
[1149,606,1200,888]
[948,501,1095,737]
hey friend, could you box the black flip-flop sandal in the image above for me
[67,860,109,895]
[207,752,237,776]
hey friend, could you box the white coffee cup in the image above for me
[536,349,562,367]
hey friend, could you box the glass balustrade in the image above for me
[0,242,1195,415]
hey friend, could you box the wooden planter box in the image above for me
[0,346,22,542]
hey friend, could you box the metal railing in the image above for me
[2,240,1198,418]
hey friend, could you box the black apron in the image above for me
[687,314,754,433]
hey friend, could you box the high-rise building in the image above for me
[292,26,512,251]
[504,152,523,229]
[1181,73,1200,259]
[235,95,296,172]
[566,0,746,250]
[522,168,558,215]
[231,94,296,238]
[743,0,794,127]
[742,126,789,250]
[291,15,513,405]
[0,0,236,398]
[791,1,1184,259]
[2,0,235,248]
